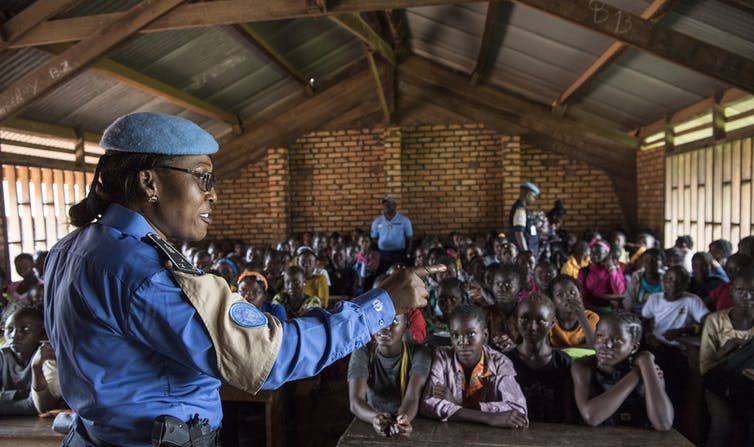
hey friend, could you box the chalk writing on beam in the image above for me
[48,60,71,81]
[588,0,632,35]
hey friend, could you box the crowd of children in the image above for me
[167,229,754,446]
[2,227,753,446]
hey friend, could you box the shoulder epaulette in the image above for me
[145,233,203,275]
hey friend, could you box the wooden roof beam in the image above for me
[364,45,392,124]
[214,68,375,177]
[398,55,639,176]
[470,1,511,86]
[0,0,85,48]
[224,23,312,93]
[0,0,186,124]
[44,44,241,131]
[552,0,673,107]
[512,0,754,94]
[5,0,484,50]
[1,117,101,143]
[329,13,396,65]
[718,0,754,15]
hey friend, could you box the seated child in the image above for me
[548,274,599,350]
[641,265,708,411]
[699,266,754,446]
[707,253,752,311]
[0,306,47,415]
[485,264,525,352]
[297,247,330,308]
[272,266,322,318]
[515,251,537,298]
[561,240,590,279]
[624,249,664,314]
[211,258,238,291]
[374,274,426,344]
[689,252,728,301]
[508,293,572,423]
[421,304,528,428]
[534,261,558,294]
[425,278,465,348]
[571,312,673,431]
[578,239,627,311]
[237,272,287,322]
[263,250,287,294]
[348,314,432,436]
[327,247,357,297]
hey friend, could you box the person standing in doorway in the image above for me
[509,182,540,257]
[372,197,413,275]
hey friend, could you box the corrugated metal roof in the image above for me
[0,48,52,90]
[404,0,754,131]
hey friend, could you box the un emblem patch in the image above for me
[229,302,267,328]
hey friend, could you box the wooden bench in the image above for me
[220,384,286,447]
[337,417,694,446]
[0,416,64,447]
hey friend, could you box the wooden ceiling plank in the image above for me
[7,1,486,49]
[329,13,396,66]
[513,0,754,94]
[0,0,85,47]
[0,0,187,124]
[552,0,673,107]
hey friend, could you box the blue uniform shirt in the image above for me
[44,204,395,446]
[370,213,413,251]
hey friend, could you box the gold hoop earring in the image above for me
[149,195,158,203]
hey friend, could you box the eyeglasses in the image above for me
[155,165,216,192]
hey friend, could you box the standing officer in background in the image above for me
[371,197,414,276]
[44,113,442,447]
[508,182,540,256]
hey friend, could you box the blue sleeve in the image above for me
[404,216,413,237]
[262,288,395,389]
[371,218,379,240]
[128,270,221,378]
[270,303,288,322]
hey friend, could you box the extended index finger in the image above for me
[412,264,447,278]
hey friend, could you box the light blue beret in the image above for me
[521,182,540,195]
[100,112,218,155]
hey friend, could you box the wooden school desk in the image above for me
[0,416,64,447]
[220,384,287,447]
[336,417,694,447]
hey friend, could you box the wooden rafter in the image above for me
[470,1,510,86]
[329,13,395,65]
[552,0,673,107]
[225,24,311,90]
[512,0,754,94]
[5,0,478,50]
[0,0,186,124]
[0,0,85,48]
[215,68,375,177]
[364,46,391,124]
[398,55,638,174]
[635,88,747,137]
[1,117,101,144]
[43,44,241,130]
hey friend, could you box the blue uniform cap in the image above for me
[382,197,396,204]
[521,182,540,195]
[100,112,218,155]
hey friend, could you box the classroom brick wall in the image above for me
[209,125,629,243]
[636,147,666,236]
[401,124,505,234]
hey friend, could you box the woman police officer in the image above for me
[44,113,442,446]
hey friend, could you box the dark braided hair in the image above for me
[601,311,642,345]
[69,152,171,227]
